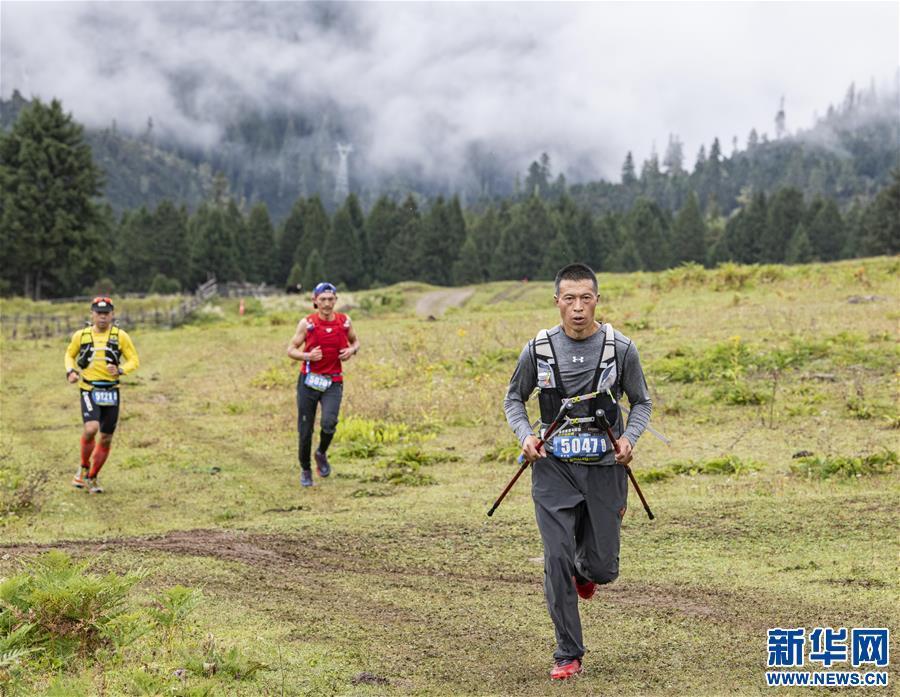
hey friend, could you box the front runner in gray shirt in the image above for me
[503,263,652,681]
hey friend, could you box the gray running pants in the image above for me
[532,455,628,661]
[297,376,343,469]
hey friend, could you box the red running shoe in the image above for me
[550,658,583,680]
[573,576,596,600]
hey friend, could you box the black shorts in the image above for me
[80,388,120,434]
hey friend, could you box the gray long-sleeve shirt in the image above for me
[504,323,652,461]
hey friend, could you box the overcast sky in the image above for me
[2,1,898,180]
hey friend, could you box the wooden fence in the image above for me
[1,278,219,340]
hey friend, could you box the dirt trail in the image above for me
[485,281,531,305]
[1,528,863,632]
[414,287,474,318]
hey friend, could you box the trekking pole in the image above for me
[596,410,655,520]
[487,401,572,517]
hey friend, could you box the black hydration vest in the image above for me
[76,325,122,370]
[533,323,622,431]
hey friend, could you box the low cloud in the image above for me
[2,2,897,181]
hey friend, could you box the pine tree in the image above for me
[0,98,103,298]
[627,198,671,270]
[489,226,517,280]
[540,230,576,279]
[301,249,325,290]
[807,198,844,261]
[344,193,370,286]
[224,199,247,281]
[246,202,276,283]
[364,196,399,283]
[725,191,768,264]
[467,207,499,281]
[663,134,685,175]
[705,138,723,205]
[287,261,304,290]
[452,234,483,285]
[525,159,549,197]
[190,204,240,283]
[278,198,305,284]
[554,195,588,263]
[326,207,363,289]
[498,196,557,279]
[591,214,622,272]
[299,195,331,259]
[747,129,759,149]
[114,206,156,290]
[383,195,422,283]
[763,188,805,263]
[621,152,637,185]
[415,196,466,285]
[615,236,643,272]
[671,192,706,264]
[785,224,813,263]
[857,170,900,256]
[151,201,191,288]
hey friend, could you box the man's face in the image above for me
[315,292,337,313]
[555,278,598,332]
[92,310,113,329]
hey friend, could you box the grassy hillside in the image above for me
[0,259,897,695]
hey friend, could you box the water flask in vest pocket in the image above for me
[537,359,555,389]
[596,361,617,392]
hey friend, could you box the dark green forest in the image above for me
[1,91,898,299]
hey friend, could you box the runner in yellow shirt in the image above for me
[64,297,140,493]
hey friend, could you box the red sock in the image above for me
[80,436,95,467]
[88,443,111,478]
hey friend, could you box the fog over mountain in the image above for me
[2,1,898,187]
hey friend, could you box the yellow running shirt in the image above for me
[65,326,140,390]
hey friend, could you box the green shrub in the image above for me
[0,470,49,519]
[635,456,762,483]
[358,291,406,315]
[148,586,203,639]
[713,381,770,405]
[635,468,675,484]
[335,417,413,450]
[178,635,268,681]
[0,551,146,668]
[250,364,295,390]
[364,460,436,487]
[392,446,458,467]
[148,273,182,295]
[790,450,897,479]
[481,443,522,465]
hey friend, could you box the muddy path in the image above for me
[2,527,878,633]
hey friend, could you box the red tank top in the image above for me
[301,312,349,382]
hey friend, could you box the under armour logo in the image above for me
[572,356,584,363]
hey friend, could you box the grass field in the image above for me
[1,258,897,696]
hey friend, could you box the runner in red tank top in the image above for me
[287,282,360,487]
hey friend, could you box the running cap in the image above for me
[312,282,337,297]
[91,296,114,312]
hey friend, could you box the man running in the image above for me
[287,282,360,487]
[65,297,140,493]
[503,263,652,680]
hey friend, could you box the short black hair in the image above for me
[554,263,598,296]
